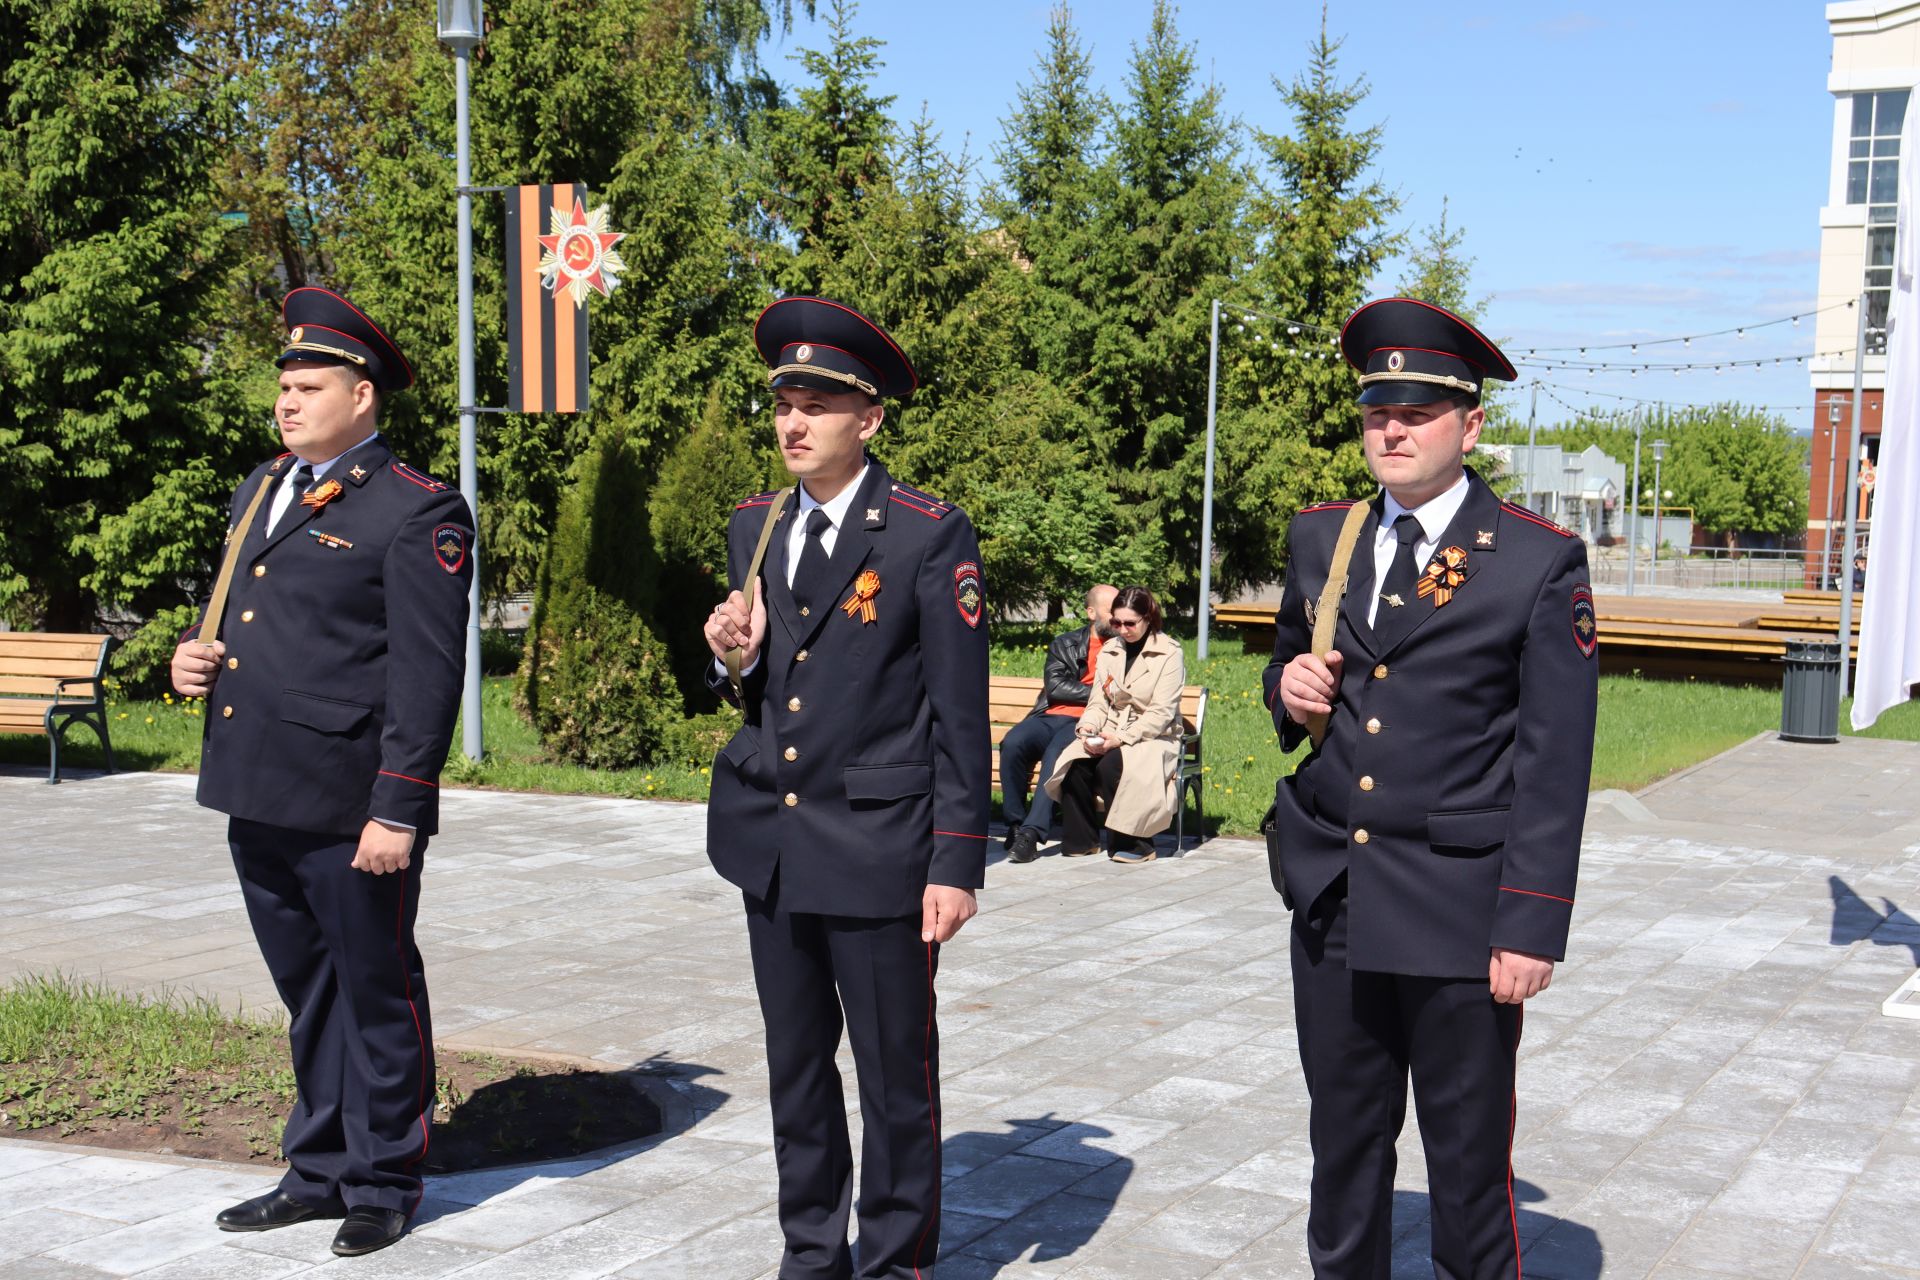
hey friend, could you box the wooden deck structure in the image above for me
[1213,592,1860,686]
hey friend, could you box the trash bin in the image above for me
[1780,639,1842,743]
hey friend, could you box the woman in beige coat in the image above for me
[1043,586,1186,864]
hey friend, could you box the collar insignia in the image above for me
[1476,529,1495,546]
[866,508,881,523]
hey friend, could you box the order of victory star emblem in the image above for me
[538,197,629,307]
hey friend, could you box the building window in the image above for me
[1850,89,1908,352]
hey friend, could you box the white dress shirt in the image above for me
[718,465,870,678]
[263,433,379,536]
[1367,471,1470,626]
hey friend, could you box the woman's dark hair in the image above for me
[1111,586,1163,636]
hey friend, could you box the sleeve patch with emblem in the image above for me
[953,561,984,629]
[433,524,469,575]
[1570,584,1597,658]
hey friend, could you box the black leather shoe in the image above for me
[331,1206,409,1257]
[215,1189,343,1232]
[1008,827,1041,864]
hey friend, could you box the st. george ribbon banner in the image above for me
[504,182,626,414]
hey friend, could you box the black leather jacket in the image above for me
[1030,624,1096,715]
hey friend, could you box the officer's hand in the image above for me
[1489,947,1554,1003]
[1278,650,1342,725]
[922,884,977,943]
[172,639,224,698]
[351,819,415,875]
[704,579,767,668]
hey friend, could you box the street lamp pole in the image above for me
[1650,439,1667,588]
[1199,298,1220,661]
[438,0,484,761]
[1627,418,1643,596]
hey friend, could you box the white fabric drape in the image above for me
[1853,82,1920,730]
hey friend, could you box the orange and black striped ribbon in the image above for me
[505,182,590,414]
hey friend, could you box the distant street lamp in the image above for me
[1650,439,1668,587]
[1564,458,1585,542]
[438,0,484,760]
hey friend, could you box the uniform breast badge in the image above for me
[308,529,354,550]
[301,478,345,510]
[841,570,882,624]
[1416,546,1469,607]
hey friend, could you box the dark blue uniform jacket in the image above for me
[706,460,992,919]
[1261,470,1599,977]
[191,436,475,837]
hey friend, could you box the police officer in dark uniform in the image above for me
[171,287,473,1258]
[702,296,990,1280]
[1263,299,1598,1279]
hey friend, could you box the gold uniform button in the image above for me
[226,657,239,670]
[252,565,266,578]
[1373,664,1389,679]
[796,649,810,662]
[1359,776,1375,791]
[1354,828,1370,844]
[1366,717,1382,734]
[241,610,255,622]
[221,706,233,719]
[784,792,799,807]
[788,696,803,712]
[784,746,798,762]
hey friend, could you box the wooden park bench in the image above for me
[0,633,117,783]
[989,673,1211,848]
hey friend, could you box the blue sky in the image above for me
[773,1,1833,428]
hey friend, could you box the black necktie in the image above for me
[793,508,833,609]
[1373,513,1424,649]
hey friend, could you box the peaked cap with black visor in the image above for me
[1340,297,1515,406]
[274,286,415,393]
[754,296,918,400]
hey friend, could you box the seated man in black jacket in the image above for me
[1002,584,1117,863]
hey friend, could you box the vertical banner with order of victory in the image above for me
[504,182,626,414]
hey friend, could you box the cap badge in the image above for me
[1386,350,1405,372]
[300,478,344,511]
[841,569,883,625]
[289,326,304,343]
[795,344,814,363]
[1417,545,1469,607]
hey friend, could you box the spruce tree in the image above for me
[0,0,254,679]
[1209,10,1400,595]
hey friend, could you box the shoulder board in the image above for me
[265,452,295,474]
[1501,502,1575,538]
[391,462,450,493]
[1297,500,1360,516]
[734,490,780,511]
[888,482,954,520]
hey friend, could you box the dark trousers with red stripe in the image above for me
[1292,890,1523,1280]
[744,879,941,1280]
[229,818,434,1215]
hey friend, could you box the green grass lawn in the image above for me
[9,632,1920,838]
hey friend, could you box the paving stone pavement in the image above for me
[3,733,1919,1278]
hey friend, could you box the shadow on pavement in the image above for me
[941,1115,1130,1275]
[1511,1178,1604,1279]
[1829,875,1920,965]
[414,1056,730,1227]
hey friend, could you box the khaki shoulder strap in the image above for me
[725,487,794,700]
[1302,499,1375,749]
[197,474,278,648]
